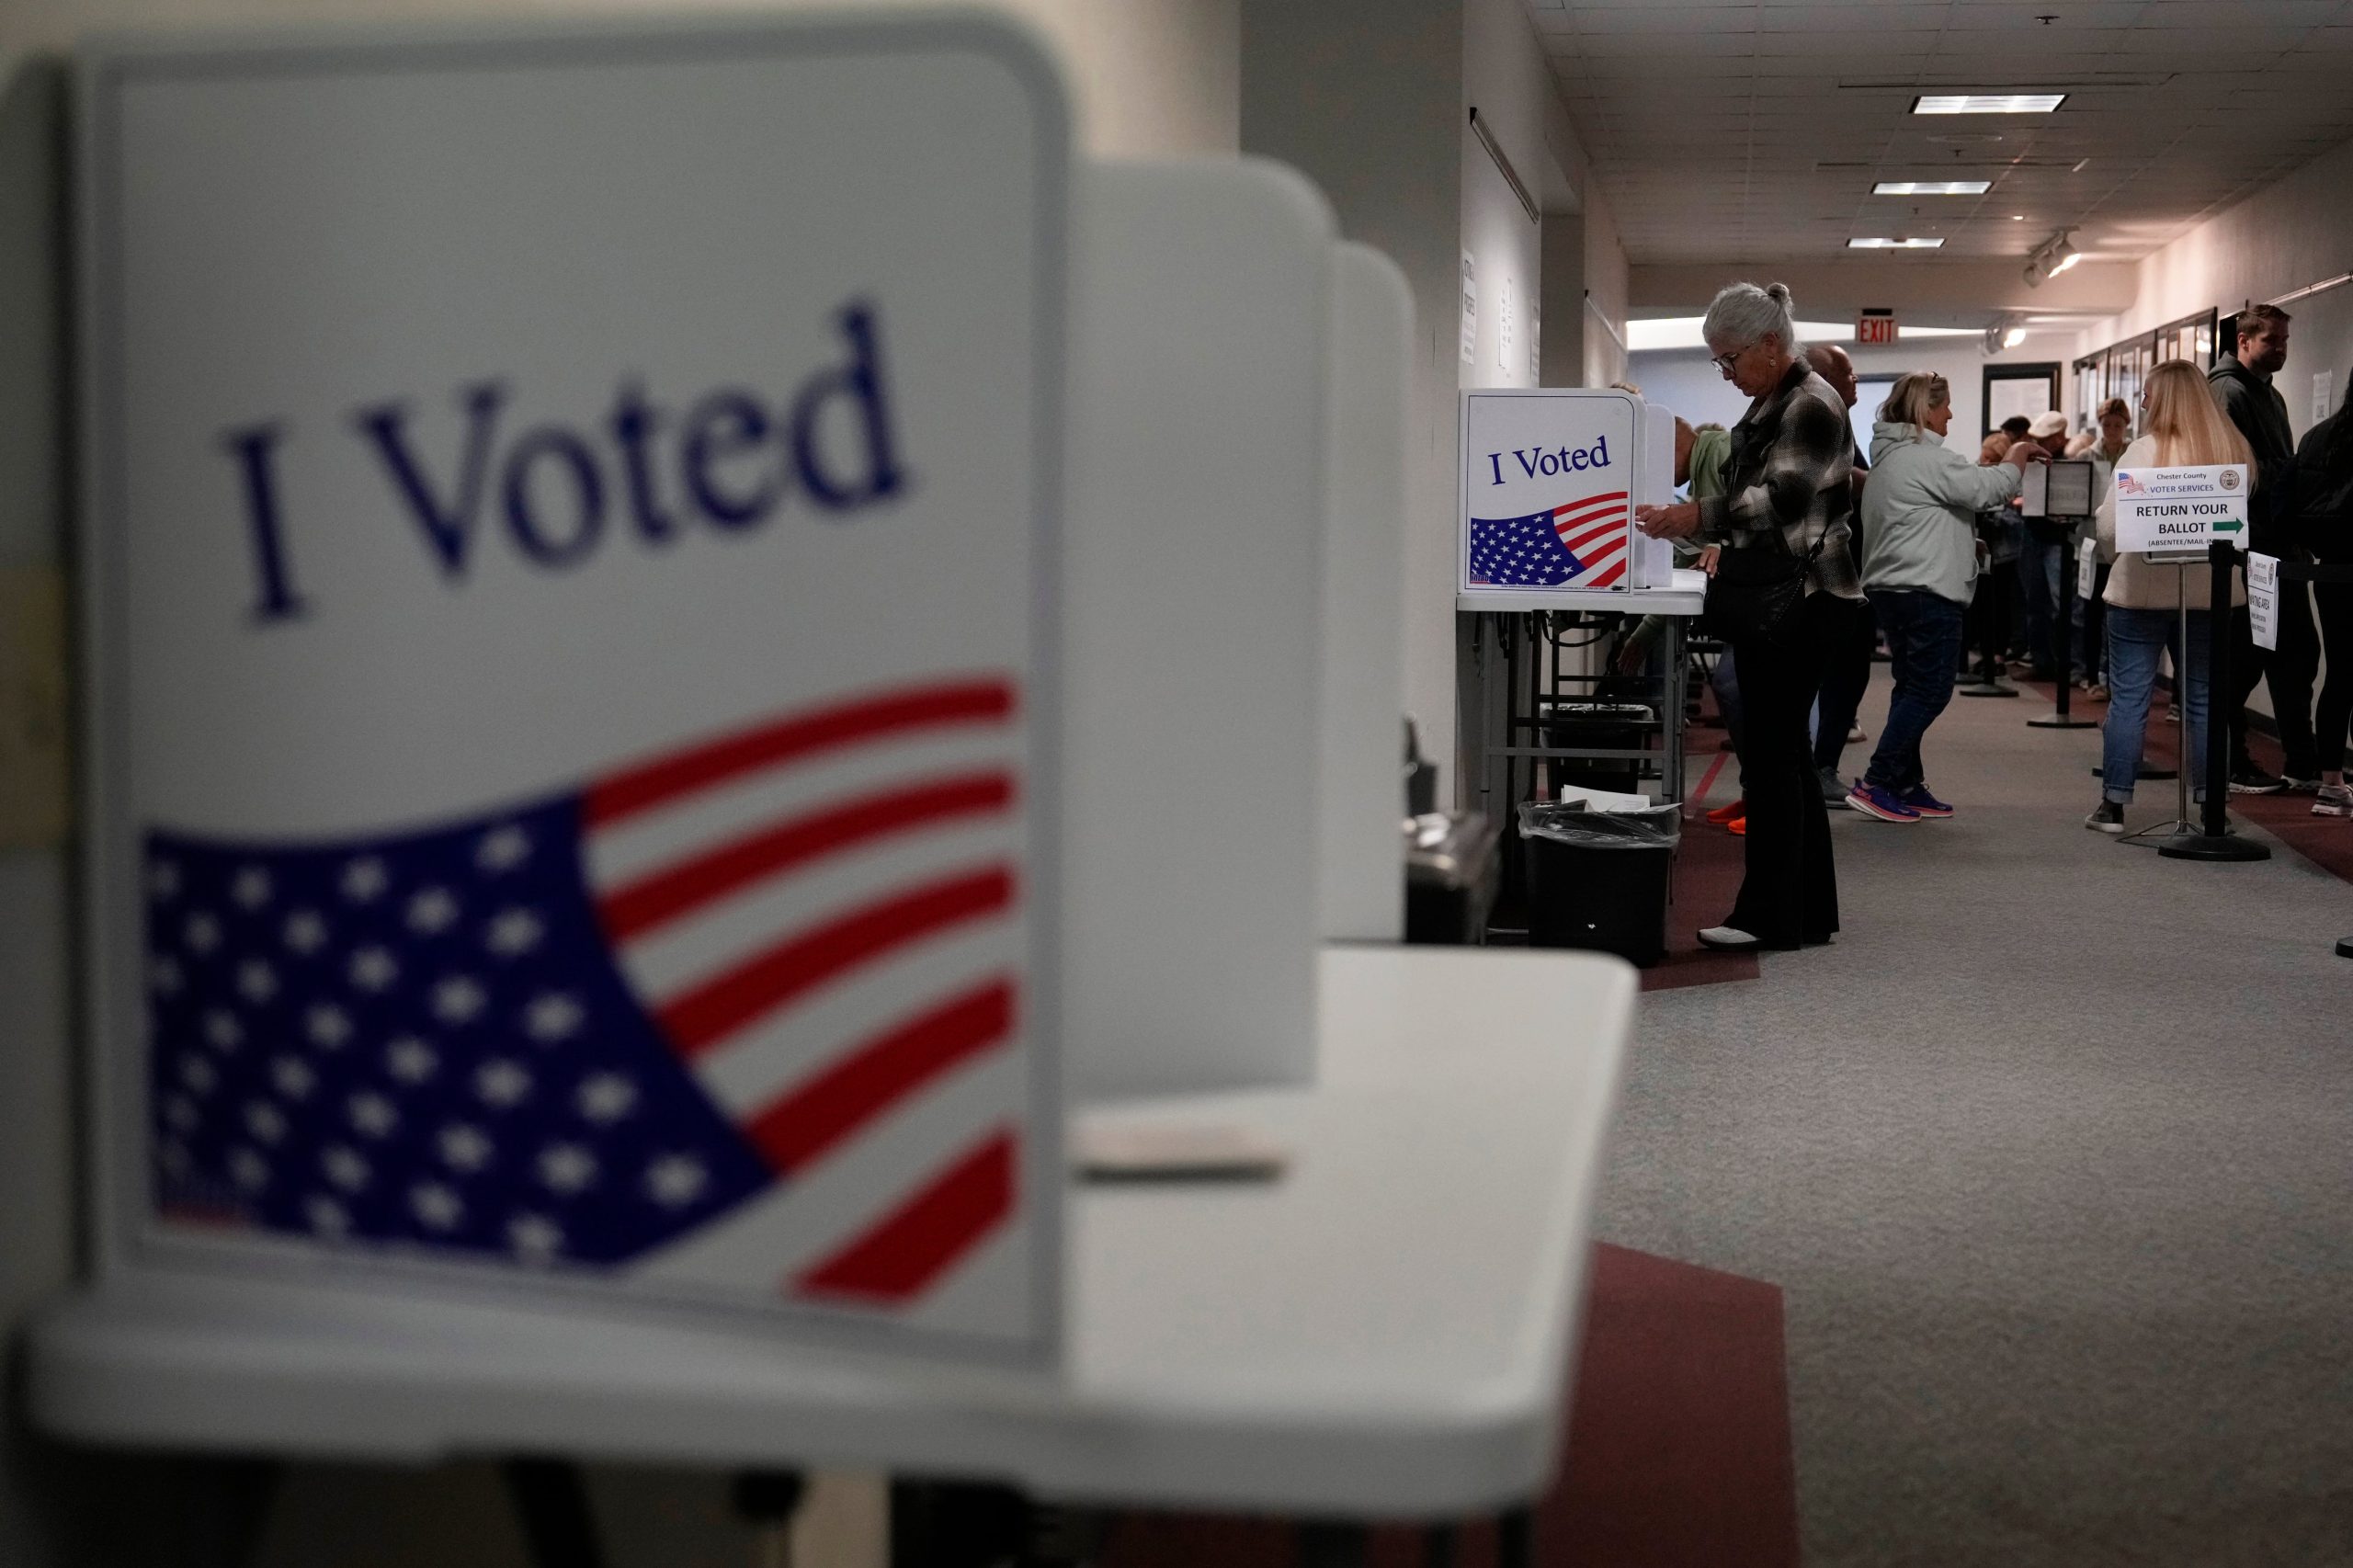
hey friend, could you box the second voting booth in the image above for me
[25,9,1635,1561]
[1457,388,1705,956]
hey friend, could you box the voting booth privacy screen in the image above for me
[1459,389,1675,600]
[77,16,1067,1361]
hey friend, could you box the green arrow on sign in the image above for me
[2214,516,2245,533]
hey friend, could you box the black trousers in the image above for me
[2315,580,2353,775]
[1812,595,1877,772]
[1727,594,1843,947]
[2229,584,2320,778]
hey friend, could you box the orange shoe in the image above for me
[1705,798,1745,825]
[1726,816,1746,835]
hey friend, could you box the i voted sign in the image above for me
[2112,465,2249,554]
[79,16,1068,1361]
[1461,390,1638,592]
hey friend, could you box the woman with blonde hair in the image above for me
[1849,370,2046,820]
[2086,360,2254,832]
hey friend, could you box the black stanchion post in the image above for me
[1959,565,2019,697]
[2161,539,2269,863]
[2029,525,2096,728]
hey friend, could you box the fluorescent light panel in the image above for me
[1848,237,1946,249]
[1913,93,2066,115]
[1873,180,1992,196]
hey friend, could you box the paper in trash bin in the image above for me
[1556,786,1654,812]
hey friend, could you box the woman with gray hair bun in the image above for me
[1636,281,1858,952]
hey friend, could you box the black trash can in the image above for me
[1518,800,1678,967]
[1535,701,1654,796]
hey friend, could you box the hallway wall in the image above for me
[1631,332,2083,450]
[0,0,1241,160]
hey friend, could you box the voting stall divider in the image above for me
[1454,389,1703,951]
[28,8,1635,1555]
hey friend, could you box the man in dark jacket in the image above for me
[2210,303,2319,791]
[2289,403,2353,814]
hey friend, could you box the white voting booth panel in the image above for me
[1318,243,1412,944]
[33,947,1636,1517]
[65,15,1068,1367]
[1063,161,1332,1101]
[1459,388,1676,604]
[33,16,1637,1524]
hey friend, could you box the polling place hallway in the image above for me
[1605,665,2353,1565]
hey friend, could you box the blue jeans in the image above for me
[2102,605,2211,803]
[1864,588,1965,794]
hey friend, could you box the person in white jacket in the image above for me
[1847,371,2044,822]
[2085,361,2253,833]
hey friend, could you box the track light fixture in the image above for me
[2023,230,2078,287]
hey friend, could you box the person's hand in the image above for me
[1613,639,1645,676]
[1635,501,1701,540]
[2005,438,2051,470]
[1699,544,1722,577]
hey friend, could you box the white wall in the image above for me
[0,0,1239,159]
[2081,131,2353,355]
[1631,332,2081,449]
[1581,185,1629,389]
[1461,0,1547,394]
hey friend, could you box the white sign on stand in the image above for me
[2113,464,2249,555]
[77,15,1067,1363]
[2249,551,2280,651]
[1459,388,1674,599]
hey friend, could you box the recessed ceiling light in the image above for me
[1873,180,1993,196]
[1848,237,1946,250]
[1913,94,2067,115]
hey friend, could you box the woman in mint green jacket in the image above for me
[1847,371,2044,821]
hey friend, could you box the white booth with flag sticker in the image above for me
[1459,387,1677,601]
[28,11,1636,1543]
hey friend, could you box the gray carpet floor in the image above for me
[1598,670,2353,1567]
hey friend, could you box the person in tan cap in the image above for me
[2018,410,2076,680]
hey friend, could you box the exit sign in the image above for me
[1858,309,1897,345]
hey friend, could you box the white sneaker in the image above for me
[1698,926,1762,950]
[2313,783,2353,817]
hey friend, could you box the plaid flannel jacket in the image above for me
[1698,361,1863,600]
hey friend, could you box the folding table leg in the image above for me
[501,1457,606,1568]
[1297,1520,1370,1567]
[1497,1505,1534,1568]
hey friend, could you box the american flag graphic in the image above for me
[1467,490,1632,587]
[142,676,1030,1311]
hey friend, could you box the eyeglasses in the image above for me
[1710,345,1747,376]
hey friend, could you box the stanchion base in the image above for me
[2158,833,2272,863]
[2027,714,2098,729]
[2337,937,2353,960]
[1957,680,2020,699]
[2119,818,2199,848]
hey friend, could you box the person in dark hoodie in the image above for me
[2210,303,2319,792]
[2288,393,2353,817]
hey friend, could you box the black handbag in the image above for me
[1701,524,1827,647]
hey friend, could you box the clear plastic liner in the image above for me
[1517,799,1682,851]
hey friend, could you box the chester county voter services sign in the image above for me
[78,15,1067,1361]
[2113,465,2249,554]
